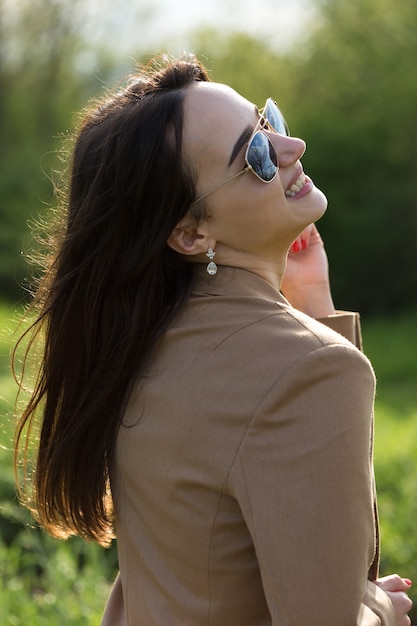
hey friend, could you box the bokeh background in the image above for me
[1,0,417,623]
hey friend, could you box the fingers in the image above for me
[307,223,323,246]
[384,590,412,626]
[291,236,307,253]
[291,225,314,253]
[376,574,413,592]
[376,576,413,626]
[290,224,323,254]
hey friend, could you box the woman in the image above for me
[15,55,411,625]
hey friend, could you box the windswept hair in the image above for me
[14,54,210,546]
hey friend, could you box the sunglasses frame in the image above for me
[191,98,287,206]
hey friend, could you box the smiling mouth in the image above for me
[285,172,306,197]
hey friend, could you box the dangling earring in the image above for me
[206,246,217,275]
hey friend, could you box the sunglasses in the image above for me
[192,98,289,205]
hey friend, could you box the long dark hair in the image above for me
[14,55,210,546]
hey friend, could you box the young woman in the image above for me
[15,55,412,625]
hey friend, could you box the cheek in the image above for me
[184,136,232,199]
[210,192,284,242]
[244,176,287,213]
[205,169,287,237]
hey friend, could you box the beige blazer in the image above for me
[102,266,395,626]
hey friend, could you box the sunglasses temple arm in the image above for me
[190,167,250,206]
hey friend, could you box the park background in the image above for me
[1,0,417,623]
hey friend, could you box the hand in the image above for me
[281,224,335,318]
[375,575,413,626]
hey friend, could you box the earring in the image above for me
[206,247,217,275]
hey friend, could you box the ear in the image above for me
[167,219,214,257]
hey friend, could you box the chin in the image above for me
[297,184,328,223]
[313,186,328,217]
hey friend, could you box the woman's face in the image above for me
[182,82,328,263]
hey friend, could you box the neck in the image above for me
[211,247,288,291]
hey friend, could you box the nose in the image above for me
[269,132,306,168]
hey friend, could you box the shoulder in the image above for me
[187,265,362,354]
[173,286,370,382]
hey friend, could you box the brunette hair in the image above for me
[14,54,210,546]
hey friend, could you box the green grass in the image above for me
[362,311,417,594]
[0,303,116,625]
[1,303,417,623]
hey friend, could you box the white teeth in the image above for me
[285,172,306,197]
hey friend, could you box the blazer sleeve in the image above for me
[227,341,395,626]
[318,309,384,582]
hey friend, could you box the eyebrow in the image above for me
[228,125,253,167]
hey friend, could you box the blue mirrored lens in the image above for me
[264,99,289,136]
[247,132,277,182]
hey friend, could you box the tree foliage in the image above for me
[0,0,118,300]
[284,0,417,312]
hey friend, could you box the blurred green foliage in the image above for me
[0,0,129,301]
[362,310,417,593]
[0,302,117,624]
[288,0,417,314]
